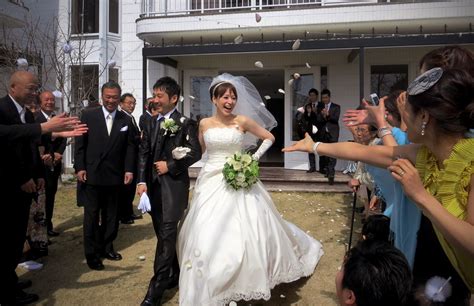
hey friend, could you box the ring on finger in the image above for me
[399,170,405,177]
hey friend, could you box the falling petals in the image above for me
[255,13,262,23]
[292,39,301,50]
[179,96,185,102]
[254,61,263,68]
[306,62,311,68]
[188,95,196,100]
[52,90,63,98]
[16,58,28,68]
[278,88,285,94]
[264,95,271,100]
[234,34,243,44]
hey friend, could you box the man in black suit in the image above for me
[316,89,340,185]
[35,91,67,236]
[74,81,136,270]
[0,71,44,304]
[137,77,201,306]
[118,93,142,224]
[139,97,154,132]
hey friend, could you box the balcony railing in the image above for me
[140,0,436,17]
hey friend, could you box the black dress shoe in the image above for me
[87,259,105,270]
[306,168,316,173]
[17,279,32,290]
[131,213,143,220]
[120,218,134,224]
[104,251,122,261]
[47,229,60,237]
[15,289,39,304]
[328,177,335,185]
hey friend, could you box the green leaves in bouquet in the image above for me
[223,151,260,191]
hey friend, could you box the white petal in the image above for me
[280,295,286,298]
[306,62,311,68]
[234,34,243,44]
[186,134,190,141]
[179,96,184,102]
[62,43,73,54]
[293,72,301,79]
[288,79,294,86]
[194,249,201,257]
[188,95,196,100]
[292,39,301,50]
[255,13,262,23]
[260,102,266,106]
[254,61,263,68]
[180,117,186,123]
[52,90,63,98]
[138,255,146,261]
[297,107,304,113]
[264,95,271,100]
[278,88,285,94]
[108,59,116,68]
[17,58,28,67]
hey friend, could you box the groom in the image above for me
[137,77,201,305]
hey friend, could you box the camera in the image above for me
[369,93,380,106]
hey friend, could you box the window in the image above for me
[189,76,214,123]
[109,0,119,34]
[371,65,408,97]
[108,68,119,83]
[320,66,328,90]
[72,0,99,34]
[291,74,314,141]
[71,64,99,112]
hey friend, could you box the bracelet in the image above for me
[312,142,321,154]
[377,127,392,138]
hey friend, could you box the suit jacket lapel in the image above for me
[103,110,124,155]
[5,97,23,124]
[156,110,181,158]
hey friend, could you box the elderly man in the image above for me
[0,71,43,304]
[74,81,136,270]
[35,91,67,237]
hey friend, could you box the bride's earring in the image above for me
[421,122,427,136]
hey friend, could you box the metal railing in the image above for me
[140,0,437,17]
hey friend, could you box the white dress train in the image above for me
[177,127,323,305]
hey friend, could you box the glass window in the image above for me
[72,0,99,34]
[108,68,119,83]
[320,66,328,90]
[71,64,99,114]
[291,74,314,141]
[371,65,408,97]
[109,0,119,34]
[189,76,214,124]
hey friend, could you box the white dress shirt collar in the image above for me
[157,107,176,121]
[9,94,26,123]
[102,106,117,120]
[41,110,54,121]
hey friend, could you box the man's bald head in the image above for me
[9,71,39,106]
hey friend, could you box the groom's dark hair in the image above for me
[153,77,181,102]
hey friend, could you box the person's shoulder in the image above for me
[198,117,211,130]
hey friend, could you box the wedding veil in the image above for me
[209,73,277,149]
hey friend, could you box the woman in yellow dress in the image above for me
[284,67,473,305]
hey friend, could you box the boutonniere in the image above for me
[161,118,180,136]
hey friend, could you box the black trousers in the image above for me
[83,184,120,260]
[44,164,61,231]
[0,189,32,303]
[148,180,180,283]
[118,179,136,221]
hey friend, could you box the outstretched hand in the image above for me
[53,124,88,138]
[41,113,82,133]
[282,133,315,153]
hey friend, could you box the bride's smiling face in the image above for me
[213,88,237,116]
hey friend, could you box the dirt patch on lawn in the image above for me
[18,185,359,305]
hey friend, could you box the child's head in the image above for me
[361,214,390,242]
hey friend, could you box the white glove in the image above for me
[252,139,273,161]
[138,192,151,213]
[172,146,191,160]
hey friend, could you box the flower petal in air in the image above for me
[292,39,301,50]
[254,61,264,68]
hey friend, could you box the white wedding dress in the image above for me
[177,127,323,305]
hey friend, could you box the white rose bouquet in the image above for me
[222,151,260,190]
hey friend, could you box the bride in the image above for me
[177,73,323,305]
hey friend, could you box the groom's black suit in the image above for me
[138,109,201,302]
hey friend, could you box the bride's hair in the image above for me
[209,82,237,100]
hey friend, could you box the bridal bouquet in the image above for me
[223,152,260,190]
